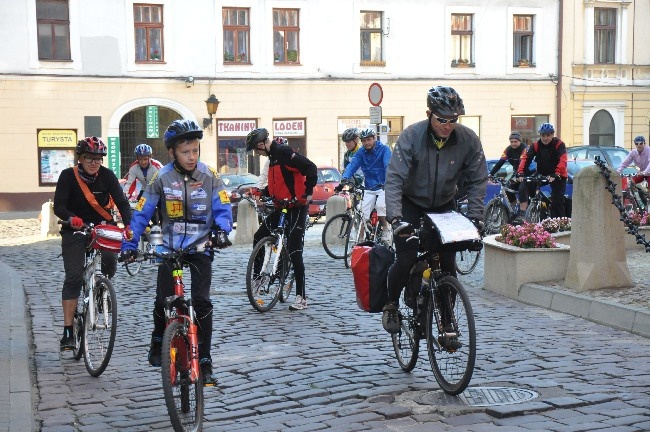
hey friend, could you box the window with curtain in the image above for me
[513,15,534,67]
[223,8,250,64]
[360,11,385,66]
[451,14,473,67]
[594,8,616,64]
[36,0,71,60]
[273,9,300,64]
[134,4,164,62]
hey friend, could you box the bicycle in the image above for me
[483,177,522,235]
[391,213,479,395]
[523,174,553,223]
[245,198,303,312]
[622,174,648,212]
[134,243,215,432]
[60,221,118,378]
[454,193,482,275]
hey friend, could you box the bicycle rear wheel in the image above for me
[455,248,481,276]
[82,277,117,377]
[72,311,84,360]
[426,276,476,395]
[161,321,204,432]
[391,292,420,372]
[246,236,288,312]
[483,200,509,235]
[344,216,364,268]
[321,213,351,259]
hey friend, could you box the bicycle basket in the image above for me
[92,224,124,252]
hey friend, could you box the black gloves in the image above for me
[120,249,137,262]
[213,229,232,249]
[470,218,485,235]
[391,218,414,237]
[334,184,344,192]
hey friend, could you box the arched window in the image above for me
[589,109,615,146]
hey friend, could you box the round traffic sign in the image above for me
[368,83,383,107]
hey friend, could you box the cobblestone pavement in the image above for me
[2,216,650,431]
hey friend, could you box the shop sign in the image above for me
[146,106,159,138]
[338,119,370,133]
[218,120,257,136]
[38,129,77,148]
[273,119,305,137]
[106,137,120,175]
[511,117,534,131]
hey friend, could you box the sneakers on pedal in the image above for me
[200,358,218,387]
[380,229,393,244]
[382,303,400,334]
[59,328,74,351]
[148,335,162,367]
[289,295,307,311]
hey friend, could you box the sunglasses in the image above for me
[635,142,645,145]
[434,116,459,125]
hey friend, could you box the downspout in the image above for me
[556,0,563,137]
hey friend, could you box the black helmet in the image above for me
[341,128,360,142]
[246,128,269,151]
[427,86,465,117]
[76,137,107,156]
[163,119,203,150]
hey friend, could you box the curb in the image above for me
[0,261,36,432]
[519,283,650,338]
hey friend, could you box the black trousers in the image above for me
[548,177,567,218]
[153,253,213,360]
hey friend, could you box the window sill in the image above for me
[274,62,301,66]
[515,64,536,68]
[361,61,386,67]
[136,60,166,64]
[224,61,251,65]
[451,64,475,68]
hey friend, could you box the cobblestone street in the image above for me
[1,219,649,431]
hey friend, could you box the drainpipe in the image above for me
[556,0,563,137]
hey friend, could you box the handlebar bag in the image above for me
[351,241,394,313]
[92,224,124,252]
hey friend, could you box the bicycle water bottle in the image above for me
[421,268,432,294]
[148,225,164,264]
[370,209,378,226]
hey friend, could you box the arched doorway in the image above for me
[589,109,615,146]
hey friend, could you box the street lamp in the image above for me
[203,94,220,134]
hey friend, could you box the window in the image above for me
[513,15,534,67]
[589,109,615,145]
[36,0,71,60]
[360,11,384,66]
[223,8,250,64]
[273,9,300,64]
[134,4,164,63]
[511,115,550,145]
[594,8,616,64]
[451,14,473,67]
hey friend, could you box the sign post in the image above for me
[368,82,384,126]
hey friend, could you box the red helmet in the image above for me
[76,137,107,155]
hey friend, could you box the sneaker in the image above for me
[380,229,393,244]
[382,303,400,334]
[148,336,162,367]
[289,295,307,311]
[59,330,74,351]
[200,358,218,387]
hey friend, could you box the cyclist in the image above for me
[517,122,568,218]
[341,128,364,187]
[245,128,317,311]
[489,131,536,220]
[53,137,132,351]
[121,119,233,387]
[383,86,487,343]
[336,127,392,243]
[122,144,163,200]
[617,136,650,206]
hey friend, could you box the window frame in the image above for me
[360,11,385,67]
[222,7,250,64]
[594,7,616,64]
[273,8,300,65]
[134,3,165,63]
[513,14,535,67]
[36,0,71,61]
[450,14,474,68]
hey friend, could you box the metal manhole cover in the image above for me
[417,387,539,407]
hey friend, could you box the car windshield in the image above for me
[221,174,258,188]
[567,160,593,177]
[318,168,341,183]
[602,149,629,169]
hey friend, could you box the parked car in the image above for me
[221,173,259,223]
[310,167,341,218]
[566,145,637,175]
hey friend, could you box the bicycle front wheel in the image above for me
[161,321,204,432]
[246,236,289,312]
[524,201,542,223]
[72,311,84,361]
[82,277,117,377]
[391,291,420,372]
[455,249,481,276]
[483,200,509,235]
[344,216,364,268]
[426,276,476,395]
[321,213,352,259]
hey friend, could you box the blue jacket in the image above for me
[122,161,233,254]
[342,141,391,190]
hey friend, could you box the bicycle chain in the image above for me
[594,158,650,252]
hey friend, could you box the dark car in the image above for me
[309,167,341,218]
[221,173,259,223]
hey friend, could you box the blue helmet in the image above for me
[634,135,646,144]
[163,119,203,149]
[134,144,152,156]
[538,123,555,134]
[359,127,376,139]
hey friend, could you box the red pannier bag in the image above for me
[92,224,124,252]
[351,241,395,313]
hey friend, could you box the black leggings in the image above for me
[253,206,308,298]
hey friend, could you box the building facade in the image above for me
[0,0,562,211]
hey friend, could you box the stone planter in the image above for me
[484,235,570,299]
[551,231,571,246]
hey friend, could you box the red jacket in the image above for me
[518,138,568,178]
[264,142,317,204]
